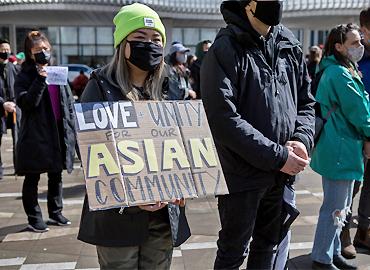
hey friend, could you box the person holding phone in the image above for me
[14,30,76,232]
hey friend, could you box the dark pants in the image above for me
[22,172,63,225]
[96,209,173,270]
[344,161,370,231]
[214,182,285,270]
[0,113,16,177]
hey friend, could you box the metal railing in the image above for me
[0,0,369,13]
[284,0,370,11]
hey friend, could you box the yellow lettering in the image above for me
[117,141,145,174]
[190,138,218,168]
[143,139,159,172]
[87,144,120,178]
[162,139,190,170]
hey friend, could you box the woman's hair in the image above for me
[360,8,370,28]
[24,30,51,64]
[101,40,165,101]
[169,52,178,66]
[308,46,322,63]
[323,23,360,68]
[186,54,196,67]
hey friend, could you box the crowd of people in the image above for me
[0,0,369,269]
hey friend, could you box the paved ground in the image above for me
[0,134,369,269]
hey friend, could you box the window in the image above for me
[200,28,218,42]
[96,27,113,45]
[172,28,183,44]
[61,27,77,44]
[48,27,60,44]
[97,46,114,56]
[79,27,95,44]
[81,45,95,56]
[184,28,200,46]
[0,27,9,42]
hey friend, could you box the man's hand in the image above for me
[138,202,167,212]
[280,148,310,176]
[3,101,16,113]
[286,141,309,160]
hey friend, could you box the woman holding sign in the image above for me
[77,3,190,270]
[14,31,76,232]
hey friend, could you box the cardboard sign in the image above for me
[44,66,68,85]
[74,100,229,211]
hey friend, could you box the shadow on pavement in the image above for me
[0,223,28,242]
[289,254,313,270]
[356,247,370,256]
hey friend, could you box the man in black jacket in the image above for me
[0,39,18,178]
[201,1,315,269]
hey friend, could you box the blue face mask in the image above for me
[176,53,187,64]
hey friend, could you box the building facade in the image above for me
[0,0,368,66]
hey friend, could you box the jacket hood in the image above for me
[319,55,338,71]
[220,1,260,41]
[219,1,300,48]
[319,55,357,72]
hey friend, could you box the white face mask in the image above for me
[347,45,365,63]
[176,53,187,64]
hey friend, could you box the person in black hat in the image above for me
[201,0,315,269]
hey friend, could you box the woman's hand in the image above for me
[36,64,48,77]
[138,199,186,212]
[138,202,167,212]
[170,198,186,207]
[364,141,370,159]
[188,90,197,99]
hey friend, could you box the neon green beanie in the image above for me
[113,3,166,48]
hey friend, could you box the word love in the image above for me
[74,101,203,132]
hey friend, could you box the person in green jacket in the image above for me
[311,23,370,270]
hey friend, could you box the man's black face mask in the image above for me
[250,0,283,26]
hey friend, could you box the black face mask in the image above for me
[251,0,283,26]
[126,41,163,72]
[34,50,51,65]
[0,52,10,61]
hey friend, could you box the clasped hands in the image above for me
[280,141,310,176]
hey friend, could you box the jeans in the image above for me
[22,172,63,225]
[96,209,173,270]
[214,182,285,270]
[311,177,355,264]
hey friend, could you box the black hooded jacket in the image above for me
[200,1,315,192]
